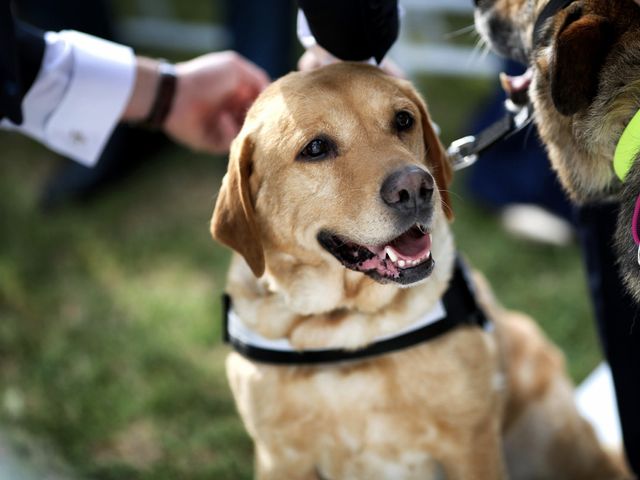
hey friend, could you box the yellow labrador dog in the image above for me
[473,0,640,300]
[211,63,625,479]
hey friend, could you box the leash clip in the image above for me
[447,136,478,171]
[446,102,532,172]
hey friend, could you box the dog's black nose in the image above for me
[380,166,434,217]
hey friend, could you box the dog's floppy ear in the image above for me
[403,85,454,220]
[549,4,614,115]
[211,133,265,277]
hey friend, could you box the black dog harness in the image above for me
[447,0,574,171]
[222,257,489,366]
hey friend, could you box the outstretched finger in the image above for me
[206,112,240,154]
[233,56,270,92]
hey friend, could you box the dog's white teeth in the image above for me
[385,247,398,263]
[417,224,427,234]
[385,246,431,268]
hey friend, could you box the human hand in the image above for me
[297,45,339,70]
[298,45,404,78]
[164,51,269,153]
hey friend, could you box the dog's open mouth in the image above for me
[318,224,435,285]
[500,68,533,106]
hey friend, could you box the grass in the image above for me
[0,73,602,479]
[0,140,252,479]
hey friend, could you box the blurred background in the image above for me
[0,0,600,478]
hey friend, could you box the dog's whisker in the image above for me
[444,24,477,40]
[439,199,454,219]
[439,194,453,207]
[469,38,483,61]
[479,42,493,63]
[468,37,487,67]
[439,188,463,202]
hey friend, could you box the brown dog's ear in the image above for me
[404,86,454,220]
[211,133,265,277]
[550,5,614,115]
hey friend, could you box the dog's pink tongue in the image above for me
[360,228,431,277]
[500,68,533,105]
[389,229,431,259]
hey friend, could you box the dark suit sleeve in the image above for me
[297,0,398,63]
[1,0,46,124]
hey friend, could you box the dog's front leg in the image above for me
[440,421,507,480]
[254,445,322,480]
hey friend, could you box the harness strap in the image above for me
[222,256,489,366]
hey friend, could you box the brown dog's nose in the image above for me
[380,166,434,217]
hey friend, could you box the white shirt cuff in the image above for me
[1,30,136,167]
[296,9,317,50]
[46,31,136,166]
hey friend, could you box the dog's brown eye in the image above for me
[395,111,414,132]
[305,140,326,156]
[298,137,336,161]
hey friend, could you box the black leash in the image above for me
[222,256,488,366]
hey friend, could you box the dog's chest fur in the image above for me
[225,315,502,479]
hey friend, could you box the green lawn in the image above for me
[0,74,601,479]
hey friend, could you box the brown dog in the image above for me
[473,0,640,300]
[211,63,625,479]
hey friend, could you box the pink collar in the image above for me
[633,194,640,245]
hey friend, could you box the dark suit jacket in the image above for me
[0,0,45,124]
[298,0,398,63]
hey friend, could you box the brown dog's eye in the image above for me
[297,137,336,161]
[395,111,414,132]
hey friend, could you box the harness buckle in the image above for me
[447,135,478,171]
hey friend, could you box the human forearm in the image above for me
[121,57,162,123]
[2,27,269,161]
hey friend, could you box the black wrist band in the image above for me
[142,61,177,129]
